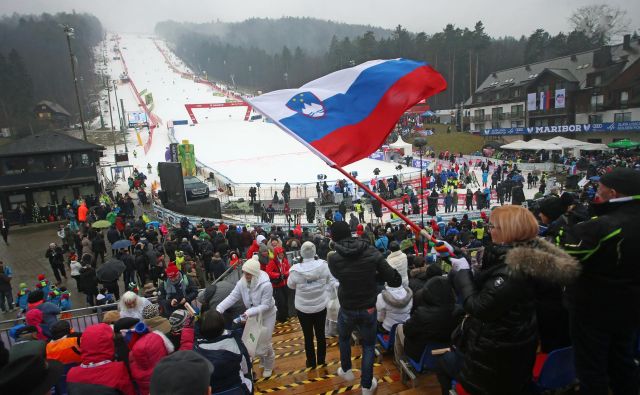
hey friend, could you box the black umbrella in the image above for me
[96,258,126,282]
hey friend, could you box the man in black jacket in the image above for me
[45,243,67,284]
[327,221,401,394]
[560,168,640,395]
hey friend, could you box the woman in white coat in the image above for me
[386,242,409,286]
[216,256,277,377]
[287,241,336,368]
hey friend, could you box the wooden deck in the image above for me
[254,317,443,395]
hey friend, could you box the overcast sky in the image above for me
[1,0,638,38]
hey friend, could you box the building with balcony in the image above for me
[34,100,72,130]
[466,35,640,144]
[0,132,104,223]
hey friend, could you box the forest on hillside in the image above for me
[156,6,632,110]
[0,12,103,136]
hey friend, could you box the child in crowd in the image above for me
[35,274,50,297]
[15,282,30,317]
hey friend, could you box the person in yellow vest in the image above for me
[46,320,82,365]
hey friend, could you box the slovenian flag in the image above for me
[245,59,446,167]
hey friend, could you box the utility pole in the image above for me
[64,25,87,141]
[119,98,129,153]
[112,80,128,153]
[105,75,117,153]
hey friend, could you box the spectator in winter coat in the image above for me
[216,256,277,378]
[327,221,401,394]
[45,243,67,284]
[266,246,290,323]
[245,234,264,259]
[376,284,412,332]
[46,320,82,365]
[118,291,152,321]
[67,323,136,395]
[558,168,640,394]
[193,309,254,394]
[92,233,107,265]
[25,309,49,340]
[288,242,336,368]
[129,322,175,395]
[394,276,458,364]
[0,261,13,312]
[349,213,359,232]
[437,205,579,395]
[27,290,59,333]
[385,242,409,286]
[159,264,198,316]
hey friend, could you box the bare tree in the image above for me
[569,4,631,45]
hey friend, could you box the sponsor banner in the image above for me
[555,89,566,109]
[527,93,537,111]
[172,120,189,125]
[482,121,640,136]
[411,158,430,169]
[127,111,148,128]
[369,151,385,161]
[178,142,197,176]
[169,143,179,162]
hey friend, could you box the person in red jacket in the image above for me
[266,246,290,323]
[130,323,175,395]
[245,234,265,259]
[67,323,136,395]
[77,201,88,224]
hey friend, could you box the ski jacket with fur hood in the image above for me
[375,285,413,331]
[451,237,579,395]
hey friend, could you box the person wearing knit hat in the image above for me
[356,223,364,237]
[288,241,336,367]
[160,262,198,316]
[143,303,171,334]
[538,196,565,225]
[327,216,401,393]
[557,166,640,394]
[216,255,277,378]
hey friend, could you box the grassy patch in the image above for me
[403,124,485,155]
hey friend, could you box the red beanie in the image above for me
[165,264,179,277]
[38,274,45,281]
[356,223,364,236]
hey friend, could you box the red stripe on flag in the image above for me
[310,65,446,167]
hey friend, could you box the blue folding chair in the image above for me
[376,324,398,352]
[408,342,448,373]
[532,346,576,392]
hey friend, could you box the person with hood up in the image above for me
[327,221,401,395]
[385,241,409,286]
[287,241,336,368]
[375,282,413,333]
[25,309,49,340]
[266,246,290,323]
[216,256,277,378]
[67,323,136,395]
[129,321,175,395]
[436,205,580,395]
[118,291,152,321]
[394,275,459,365]
[46,320,82,365]
[246,234,265,259]
[348,213,359,232]
[27,289,59,332]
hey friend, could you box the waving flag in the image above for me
[245,59,446,167]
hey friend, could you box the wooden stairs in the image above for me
[253,317,442,395]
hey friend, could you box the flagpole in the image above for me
[331,165,437,243]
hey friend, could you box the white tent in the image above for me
[524,139,563,151]
[500,140,529,150]
[579,143,612,151]
[546,136,591,149]
[389,136,413,155]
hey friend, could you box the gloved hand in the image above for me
[450,257,470,272]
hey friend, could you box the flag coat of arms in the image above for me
[245,59,446,167]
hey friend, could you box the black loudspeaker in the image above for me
[253,203,262,216]
[371,199,382,218]
[158,162,186,206]
[306,201,316,223]
[165,197,222,219]
[158,190,168,204]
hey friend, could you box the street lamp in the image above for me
[63,25,88,141]
[414,136,428,231]
[104,75,117,153]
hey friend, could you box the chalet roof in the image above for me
[36,100,71,117]
[0,132,104,157]
[466,39,640,105]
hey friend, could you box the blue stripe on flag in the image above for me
[279,59,426,143]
